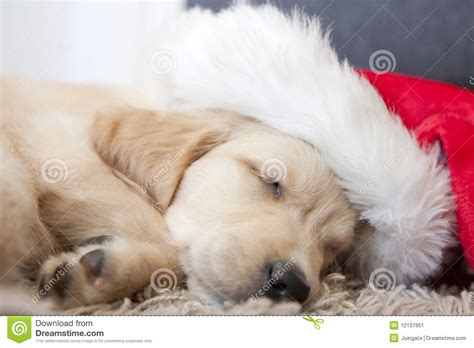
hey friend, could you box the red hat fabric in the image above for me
[359,69,474,270]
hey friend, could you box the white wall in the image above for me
[1,0,184,87]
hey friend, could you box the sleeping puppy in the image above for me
[0,77,355,309]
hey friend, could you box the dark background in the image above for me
[188,0,474,88]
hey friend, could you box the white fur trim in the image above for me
[153,3,455,284]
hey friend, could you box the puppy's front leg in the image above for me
[37,167,183,309]
[38,235,182,309]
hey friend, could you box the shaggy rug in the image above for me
[66,273,474,316]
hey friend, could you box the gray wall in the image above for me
[188,0,474,88]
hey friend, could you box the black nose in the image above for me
[261,261,310,303]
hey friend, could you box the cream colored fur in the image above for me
[1,76,355,311]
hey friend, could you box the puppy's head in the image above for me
[93,108,356,305]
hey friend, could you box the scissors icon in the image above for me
[303,316,324,330]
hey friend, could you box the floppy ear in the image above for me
[91,107,234,210]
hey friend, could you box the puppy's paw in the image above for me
[38,246,110,308]
[37,235,180,309]
[37,235,118,308]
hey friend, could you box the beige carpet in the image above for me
[67,273,474,316]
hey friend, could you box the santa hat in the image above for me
[360,69,474,273]
[151,3,472,283]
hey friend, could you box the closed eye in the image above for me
[266,181,282,198]
[325,244,338,254]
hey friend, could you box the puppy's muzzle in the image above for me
[262,261,310,303]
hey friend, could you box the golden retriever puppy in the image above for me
[0,77,355,309]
